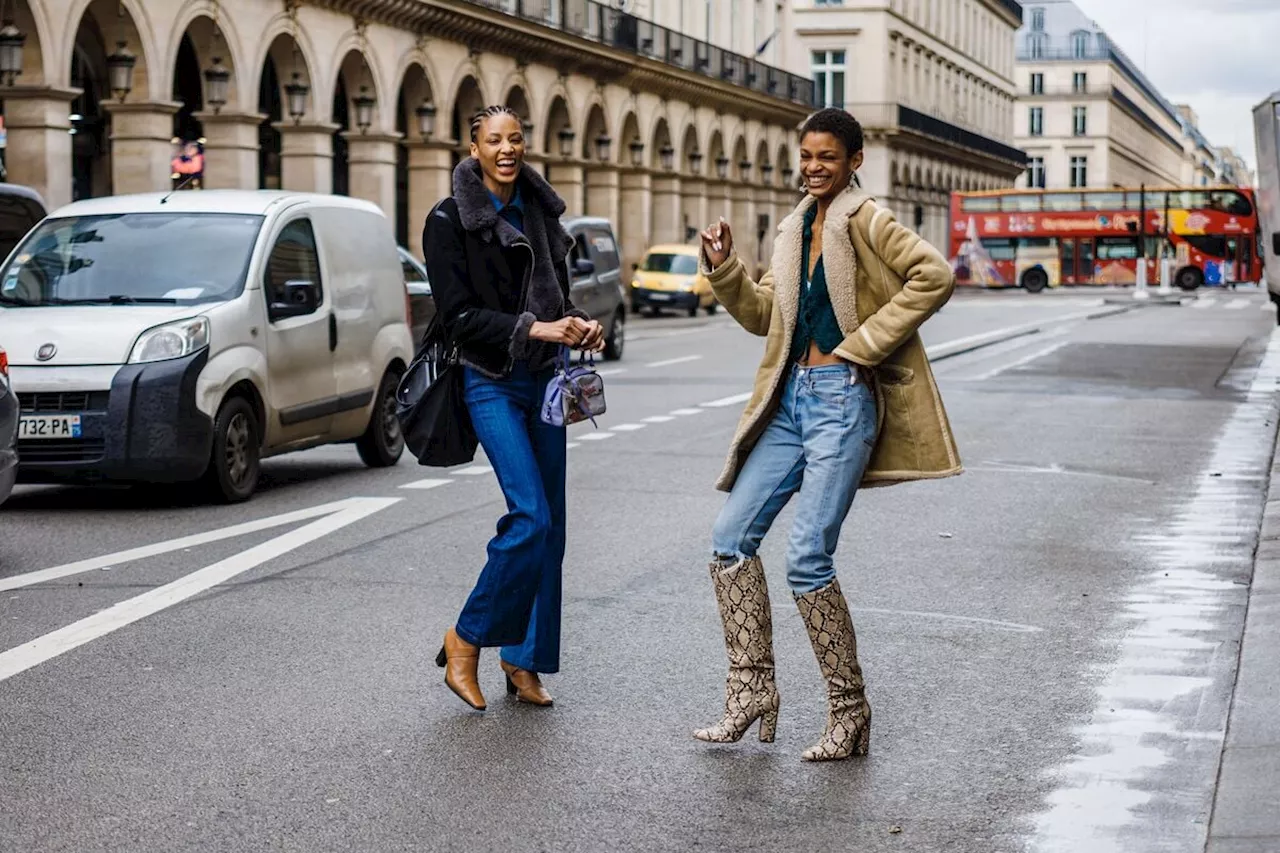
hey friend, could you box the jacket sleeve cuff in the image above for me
[509,311,538,358]
[699,246,742,281]
[566,308,590,321]
[834,327,883,367]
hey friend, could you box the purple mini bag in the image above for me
[541,347,607,428]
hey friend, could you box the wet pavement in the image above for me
[1,289,1277,852]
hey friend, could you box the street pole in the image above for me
[1158,189,1174,294]
[1134,183,1149,300]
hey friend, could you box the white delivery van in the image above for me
[1254,91,1280,322]
[0,190,414,502]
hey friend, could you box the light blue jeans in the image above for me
[711,363,878,594]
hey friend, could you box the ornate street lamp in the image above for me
[557,126,575,158]
[0,17,26,87]
[594,132,612,162]
[738,159,752,182]
[415,98,437,139]
[202,56,231,114]
[106,41,137,102]
[353,85,376,134]
[659,143,675,172]
[761,161,774,184]
[715,155,729,180]
[522,119,534,140]
[628,137,644,168]
[689,148,703,175]
[782,165,794,186]
[284,72,309,123]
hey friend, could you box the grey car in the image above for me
[0,346,16,506]
[399,216,627,360]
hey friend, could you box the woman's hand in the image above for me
[530,317,592,346]
[700,217,733,270]
[576,320,605,353]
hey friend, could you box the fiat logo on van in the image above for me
[35,343,56,362]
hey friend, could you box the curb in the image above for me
[926,303,1134,362]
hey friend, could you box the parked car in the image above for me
[630,243,717,317]
[564,216,626,360]
[400,216,627,361]
[398,246,435,349]
[0,345,16,507]
[0,183,48,260]
[0,190,414,503]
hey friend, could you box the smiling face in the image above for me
[798,131,864,202]
[470,112,525,192]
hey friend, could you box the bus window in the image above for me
[1082,192,1123,210]
[1002,195,1041,212]
[1021,237,1059,249]
[1121,192,1144,210]
[1043,193,1083,211]
[1097,236,1138,259]
[1209,191,1253,216]
[1183,234,1229,257]
[1143,191,1170,211]
[962,196,1000,213]
[981,238,1017,260]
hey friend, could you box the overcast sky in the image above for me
[1067,0,1277,174]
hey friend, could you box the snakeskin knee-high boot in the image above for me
[693,556,781,743]
[796,578,871,761]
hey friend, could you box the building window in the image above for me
[811,50,846,109]
[1027,33,1047,59]
[815,0,844,5]
[1071,30,1089,58]
[1029,106,1043,136]
[1073,106,1087,136]
[1070,156,1088,187]
[1072,71,1087,93]
[1030,73,1044,95]
[1027,156,1046,189]
[1030,7,1045,31]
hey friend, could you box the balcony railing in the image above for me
[897,105,1028,165]
[464,0,815,107]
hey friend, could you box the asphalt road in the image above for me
[1,286,1276,852]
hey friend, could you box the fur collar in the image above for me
[451,158,572,258]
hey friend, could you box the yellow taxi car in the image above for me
[630,244,717,317]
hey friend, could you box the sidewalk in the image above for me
[1207,420,1280,850]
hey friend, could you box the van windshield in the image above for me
[0,212,264,307]
[640,253,698,275]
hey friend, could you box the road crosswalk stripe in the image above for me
[453,465,493,476]
[399,479,453,490]
[702,392,752,408]
[611,423,646,431]
[670,408,704,416]
[1192,298,1215,309]
[643,415,676,423]
[576,432,615,441]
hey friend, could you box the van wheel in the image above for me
[1022,268,1049,293]
[604,309,626,361]
[705,302,719,316]
[202,396,260,503]
[357,369,405,467]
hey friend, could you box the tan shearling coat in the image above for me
[701,186,962,492]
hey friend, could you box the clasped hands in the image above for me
[530,316,605,352]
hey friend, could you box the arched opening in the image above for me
[70,22,109,200]
[707,130,725,180]
[650,118,672,171]
[504,85,531,137]
[395,63,432,249]
[681,125,700,175]
[451,75,484,166]
[732,136,749,182]
[171,33,204,188]
[754,140,770,184]
[776,144,791,187]
[0,1,47,182]
[259,34,311,190]
[543,95,570,157]
[332,50,376,197]
[581,102,608,162]
[617,112,640,167]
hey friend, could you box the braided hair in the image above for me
[470,104,523,143]
[799,107,865,188]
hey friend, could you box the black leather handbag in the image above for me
[396,317,478,467]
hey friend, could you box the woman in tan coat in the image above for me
[693,108,961,761]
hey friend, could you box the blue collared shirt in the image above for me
[488,186,525,234]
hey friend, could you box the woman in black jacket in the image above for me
[425,105,603,711]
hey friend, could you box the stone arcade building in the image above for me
[0,0,813,269]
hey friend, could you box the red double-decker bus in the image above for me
[948,187,1262,292]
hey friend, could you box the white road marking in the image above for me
[576,432,615,441]
[1226,297,1251,310]
[643,415,676,423]
[1191,297,1216,309]
[969,340,1069,381]
[645,355,703,368]
[1263,302,1276,312]
[0,498,371,593]
[596,368,628,377]
[611,423,647,432]
[399,478,453,490]
[925,304,1129,360]
[0,497,400,683]
[702,392,752,408]
[453,465,493,476]
[565,442,580,450]
[670,408,705,416]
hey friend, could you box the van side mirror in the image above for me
[1273,233,1280,256]
[572,258,595,277]
[632,262,639,271]
[269,279,319,320]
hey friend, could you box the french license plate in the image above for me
[648,292,672,302]
[19,415,82,440]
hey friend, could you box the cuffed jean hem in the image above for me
[788,573,838,596]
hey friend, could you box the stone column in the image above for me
[618,169,651,273]
[276,123,339,194]
[194,111,263,190]
[2,87,78,209]
[405,141,454,258]
[651,173,683,245]
[730,181,755,275]
[680,176,706,244]
[585,164,620,226]
[548,161,585,217]
[774,187,796,240]
[104,101,181,195]
[344,132,401,215]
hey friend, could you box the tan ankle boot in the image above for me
[796,579,870,761]
[500,660,554,707]
[435,627,486,710]
[693,556,781,744]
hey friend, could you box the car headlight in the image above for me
[681,277,697,291]
[128,317,210,364]
[631,279,641,288]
